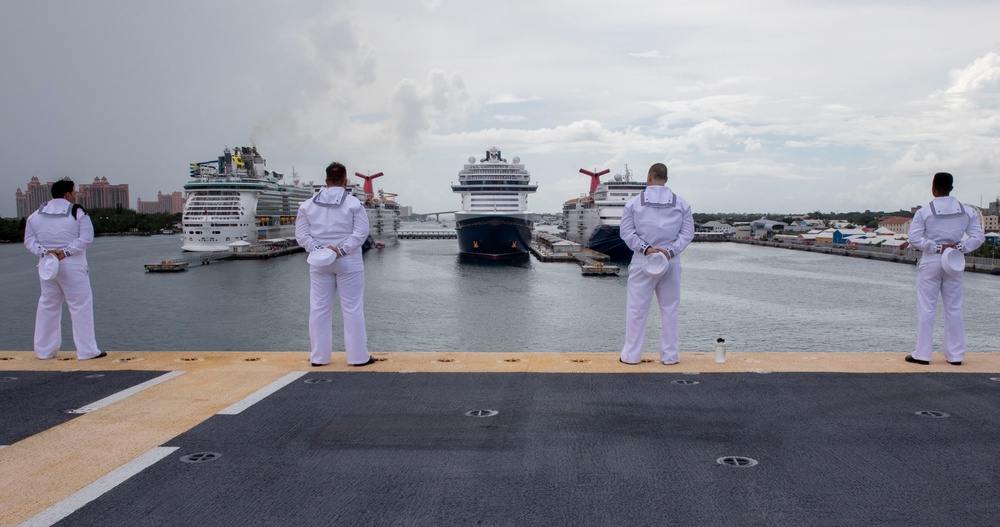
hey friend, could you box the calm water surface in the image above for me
[1,234,998,354]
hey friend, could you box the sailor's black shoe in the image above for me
[619,358,640,365]
[351,357,378,367]
[905,355,930,365]
[311,362,326,367]
[947,360,962,366]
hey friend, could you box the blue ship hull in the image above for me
[455,216,533,259]
[588,225,632,260]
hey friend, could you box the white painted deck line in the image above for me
[217,371,307,415]
[18,446,178,527]
[68,371,186,414]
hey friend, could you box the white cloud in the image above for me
[389,70,471,154]
[627,50,660,59]
[946,52,1000,95]
[3,2,1000,217]
[486,94,542,105]
[493,115,527,123]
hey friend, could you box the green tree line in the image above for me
[0,209,180,243]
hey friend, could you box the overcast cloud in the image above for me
[2,0,999,217]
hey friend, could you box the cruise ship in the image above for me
[181,147,313,251]
[353,172,400,249]
[561,165,646,260]
[451,147,538,258]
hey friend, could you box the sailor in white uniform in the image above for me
[906,172,984,366]
[23,179,104,360]
[295,162,374,367]
[619,163,695,365]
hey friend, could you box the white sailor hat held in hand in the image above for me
[642,251,669,277]
[38,253,60,281]
[941,247,965,276]
[307,247,337,266]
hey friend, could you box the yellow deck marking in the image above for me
[1,350,999,525]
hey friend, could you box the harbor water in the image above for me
[1,233,998,354]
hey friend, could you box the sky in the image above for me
[2,0,1000,218]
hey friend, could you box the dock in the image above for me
[144,242,303,271]
[143,261,189,272]
[530,232,620,275]
[2,350,1000,526]
[398,230,458,239]
[229,244,304,259]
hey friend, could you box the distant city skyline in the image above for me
[136,191,185,215]
[15,176,130,217]
[2,2,1000,218]
[15,175,188,217]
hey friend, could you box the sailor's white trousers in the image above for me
[308,262,369,365]
[621,257,682,365]
[34,256,102,360]
[914,254,967,363]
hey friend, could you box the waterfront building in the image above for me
[137,191,185,214]
[14,177,64,217]
[982,214,999,232]
[785,219,814,232]
[878,216,912,235]
[77,177,130,210]
[750,217,787,238]
[702,220,736,235]
[16,176,130,216]
[985,232,999,244]
[815,229,836,243]
[848,235,909,252]
[734,222,752,239]
[833,228,867,244]
[812,227,876,245]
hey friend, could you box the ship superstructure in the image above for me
[562,165,646,260]
[354,172,400,248]
[451,147,538,258]
[181,147,312,251]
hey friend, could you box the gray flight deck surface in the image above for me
[0,370,168,445]
[6,363,999,526]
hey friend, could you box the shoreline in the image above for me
[730,238,1000,274]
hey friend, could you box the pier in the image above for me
[398,230,458,239]
[144,242,304,271]
[530,232,619,275]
